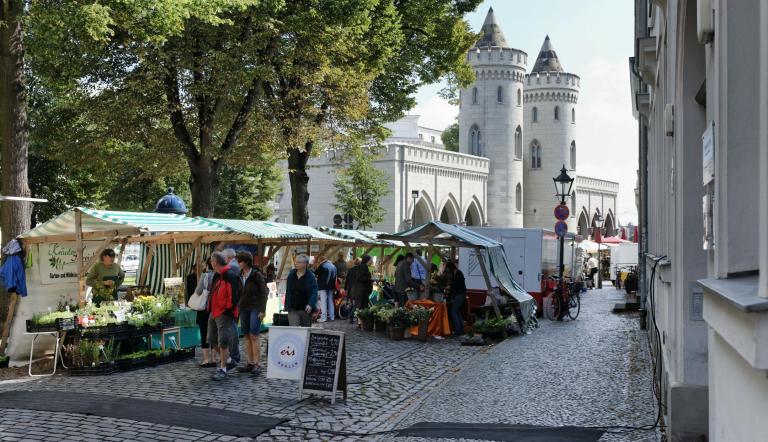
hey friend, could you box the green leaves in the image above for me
[332,148,390,230]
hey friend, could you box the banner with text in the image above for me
[39,241,102,285]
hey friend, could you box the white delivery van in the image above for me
[458,228,575,310]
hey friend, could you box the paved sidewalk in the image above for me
[387,287,661,442]
[0,287,658,441]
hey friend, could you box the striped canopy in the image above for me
[19,208,229,240]
[316,227,402,246]
[200,219,351,243]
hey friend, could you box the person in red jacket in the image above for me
[207,251,242,381]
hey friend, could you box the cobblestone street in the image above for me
[0,287,658,441]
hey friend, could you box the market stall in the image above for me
[379,222,537,333]
[316,227,416,279]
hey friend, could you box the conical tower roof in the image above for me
[531,35,564,73]
[475,7,508,48]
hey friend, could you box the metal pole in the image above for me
[412,195,417,228]
[597,239,603,289]
[558,195,566,280]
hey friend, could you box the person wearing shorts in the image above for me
[236,251,268,376]
[206,251,241,381]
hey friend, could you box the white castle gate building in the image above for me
[275,8,619,237]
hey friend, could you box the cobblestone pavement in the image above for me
[0,287,659,441]
[386,287,661,442]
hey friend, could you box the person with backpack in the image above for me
[236,251,268,376]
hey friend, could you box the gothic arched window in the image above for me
[514,126,522,159]
[497,86,503,103]
[570,141,576,169]
[516,89,521,106]
[515,183,522,212]
[572,108,576,123]
[469,125,482,156]
[530,141,541,169]
[472,87,478,105]
[532,107,538,122]
[571,191,577,217]
[554,106,560,121]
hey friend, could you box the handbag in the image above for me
[188,289,209,311]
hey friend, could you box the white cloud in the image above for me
[408,95,458,131]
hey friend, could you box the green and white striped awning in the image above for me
[19,208,230,240]
[317,227,405,246]
[200,219,351,243]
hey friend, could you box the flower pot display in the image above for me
[388,325,406,341]
[69,362,117,377]
[472,315,516,342]
[374,319,387,332]
[361,317,375,331]
[417,319,429,341]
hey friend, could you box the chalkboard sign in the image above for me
[299,329,346,403]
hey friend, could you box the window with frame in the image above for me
[472,87,478,105]
[572,108,576,123]
[532,107,538,122]
[514,126,522,159]
[530,141,541,169]
[515,183,522,212]
[517,89,521,106]
[570,141,576,169]
[469,125,482,156]
[497,86,503,103]
[554,106,560,121]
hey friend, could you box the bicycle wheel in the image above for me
[337,299,352,320]
[567,294,581,320]
[544,294,561,321]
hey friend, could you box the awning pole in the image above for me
[139,243,156,287]
[170,239,178,277]
[75,210,85,306]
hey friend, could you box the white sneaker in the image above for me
[317,319,326,323]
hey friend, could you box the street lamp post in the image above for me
[553,165,575,281]
[411,190,420,228]
[594,213,605,289]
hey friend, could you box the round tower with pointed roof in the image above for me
[459,7,527,227]
[523,35,580,232]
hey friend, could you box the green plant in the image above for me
[30,310,75,325]
[389,308,410,328]
[0,355,8,363]
[116,349,163,361]
[374,306,395,323]
[66,339,119,367]
[408,306,432,323]
[355,308,374,321]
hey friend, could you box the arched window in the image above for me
[516,89,521,106]
[571,191,576,217]
[554,106,560,121]
[472,87,478,105]
[514,126,522,159]
[497,86,503,103]
[532,107,538,122]
[572,108,576,123]
[515,183,522,212]
[530,141,541,169]
[570,141,576,169]
[469,125,482,156]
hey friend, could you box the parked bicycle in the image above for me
[543,276,580,321]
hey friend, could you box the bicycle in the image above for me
[543,276,580,321]
[335,277,354,320]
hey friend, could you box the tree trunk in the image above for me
[0,0,31,248]
[288,141,312,225]
[188,157,220,217]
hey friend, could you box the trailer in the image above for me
[458,228,575,313]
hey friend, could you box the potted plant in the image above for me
[474,316,511,341]
[387,308,410,341]
[409,306,432,341]
[373,306,393,332]
[66,339,118,376]
[26,310,76,333]
[0,354,9,369]
[356,308,375,331]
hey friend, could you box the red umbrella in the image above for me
[620,228,627,240]
[634,226,639,243]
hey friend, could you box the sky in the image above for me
[410,0,638,224]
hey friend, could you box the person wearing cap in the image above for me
[86,249,125,304]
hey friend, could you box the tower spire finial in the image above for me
[475,7,509,48]
[531,35,563,73]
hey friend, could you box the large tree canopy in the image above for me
[27,0,481,221]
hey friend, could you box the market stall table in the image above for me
[406,299,451,337]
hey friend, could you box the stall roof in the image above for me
[201,219,352,243]
[317,227,407,246]
[378,221,502,248]
[19,208,230,242]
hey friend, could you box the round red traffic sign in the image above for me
[555,220,568,236]
[554,204,570,221]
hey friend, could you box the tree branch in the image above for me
[162,66,199,161]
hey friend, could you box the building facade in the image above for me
[630,0,768,440]
[275,8,620,237]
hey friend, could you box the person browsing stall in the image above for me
[394,253,423,306]
[235,251,268,375]
[284,254,318,327]
[207,252,241,381]
[86,249,125,304]
[349,255,373,322]
[314,254,337,323]
[445,262,467,336]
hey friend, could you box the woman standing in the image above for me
[349,255,373,321]
[445,262,467,336]
[193,258,215,367]
[284,254,318,327]
[86,249,125,305]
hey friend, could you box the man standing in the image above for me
[207,252,241,381]
[394,253,423,306]
[236,251,268,376]
[587,254,599,289]
[222,248,241,366]
[333,251,347,279]
[411,251,427,286]
[285,254,318,327]
[314,254,337,322]
[349,255,373,321]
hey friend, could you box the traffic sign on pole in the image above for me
[554,204,570,221]
[555,220,568,237]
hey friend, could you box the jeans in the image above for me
[239,308,262,336]
[318,289,334,321]
[229,321,240,362]
[288,310,312,327]
[450,294,466,335]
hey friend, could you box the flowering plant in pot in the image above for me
[373,305,393,332]
[356,308,375,331]
[387,308,410,341]
[408,306,433,341]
